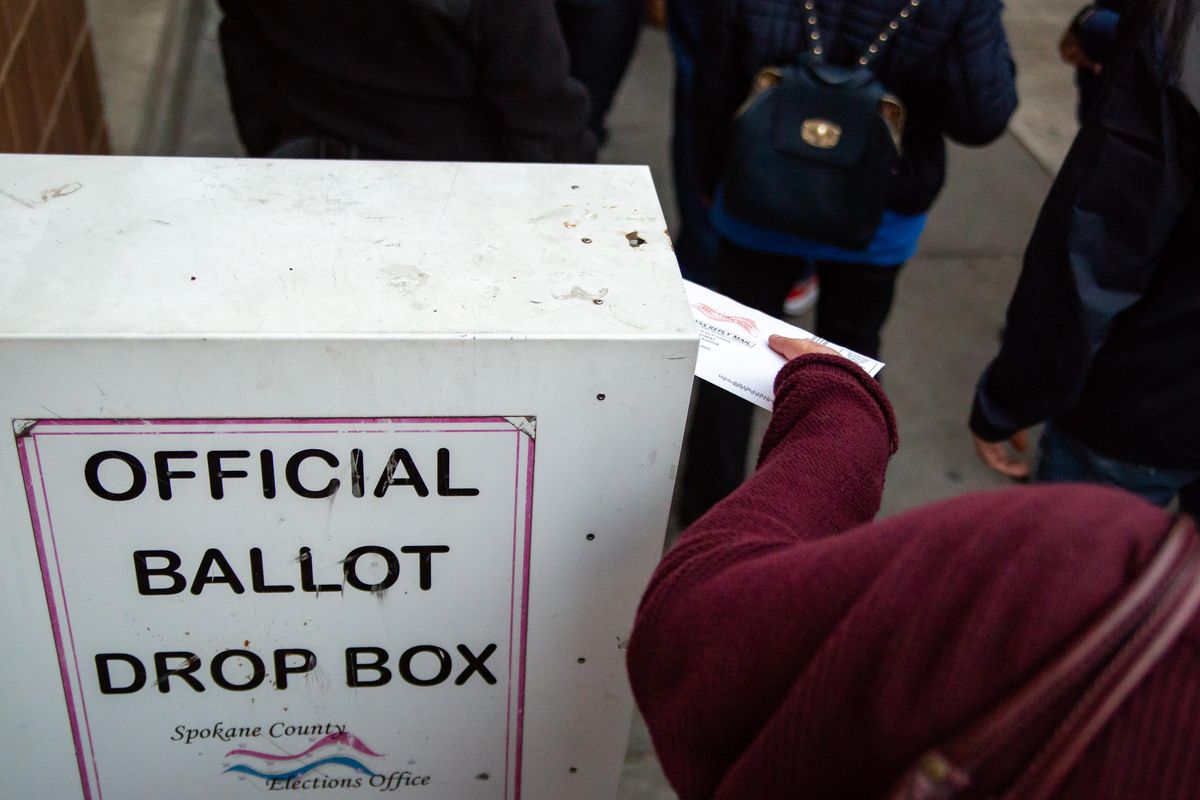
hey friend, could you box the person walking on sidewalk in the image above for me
[217,0,596,163]
[666,0,722,288]
[556,0,646,145]
[680,0,1016,523]
[1060,1,1125,119]
[972,0,1200,515]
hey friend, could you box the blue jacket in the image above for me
[694,0,1017,214]
[972,2,1200,469]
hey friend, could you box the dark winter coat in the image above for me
[972,1,1200,469]
[693,0,1017,214]
[217,0,596,163]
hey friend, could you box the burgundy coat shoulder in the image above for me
[628,354,1200,799]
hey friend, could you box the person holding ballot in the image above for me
[629,337,1200,799]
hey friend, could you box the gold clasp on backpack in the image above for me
[879,94,906,151]
[801,119,842,149]
[734,67,784,117]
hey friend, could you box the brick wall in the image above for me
[0,0,108,154]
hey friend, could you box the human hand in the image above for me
[973,430,1031,480]
[645,0,667,29]
[768,334,839,360]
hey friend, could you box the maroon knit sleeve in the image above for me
[639,354,897,609]
[763,353,899,464]
[627,355,1189,800]
[627,354,898,798]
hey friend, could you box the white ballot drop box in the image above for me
[0,155,697,800]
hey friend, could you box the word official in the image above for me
[84,446,480,501]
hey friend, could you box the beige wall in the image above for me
[0,0,108,153]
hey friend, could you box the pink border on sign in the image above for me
[16,417,537,800]
[35,429,521,436]
[502,430,538,800]
[516,435,536,798]
[19,416,515,426]
[16,440,98,800]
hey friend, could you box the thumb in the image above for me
[769,334,837,360]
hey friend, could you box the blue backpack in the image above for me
[721,1,917,249]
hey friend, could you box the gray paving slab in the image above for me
[1003,0,1085,173]
[879,255,1029,517]
[919,137,1053,259]
[169,0,239,156]
[85,0,171,153]
[618,713,675,800]
[86,0,198,154]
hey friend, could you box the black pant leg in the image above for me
[813,260,903,361]
[679,240,804,524]
[556,0,645,141]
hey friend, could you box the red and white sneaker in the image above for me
[783,276,820,316]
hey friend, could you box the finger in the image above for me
[987,450,1030,479]
[768,335,806,360]
[974,439,1006,471]
[974,437,1031,480]
[999,458,1031,480]
[768,334,836,360]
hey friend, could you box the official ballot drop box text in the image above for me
[0,156,697,799]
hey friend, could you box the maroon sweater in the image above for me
[628,355,1200,799]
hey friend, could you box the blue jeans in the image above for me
[1037,423,1200,515]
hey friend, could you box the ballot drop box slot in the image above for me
[0,156,697,800]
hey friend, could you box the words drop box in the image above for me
[17,417,536,798]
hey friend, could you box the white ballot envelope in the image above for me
[684,280,884,410]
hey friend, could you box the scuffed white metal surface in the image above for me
[0,156,694,339]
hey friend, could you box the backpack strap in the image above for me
[800,0,924,67]
[1002,515,1200,799]
[885,515,1200,800]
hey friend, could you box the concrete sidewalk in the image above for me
[84,2,1085,796]
[1006,0,1084,172]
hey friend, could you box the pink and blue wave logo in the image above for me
[223,732,383,781]
[692,303,760,335]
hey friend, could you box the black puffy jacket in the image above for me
[972,0,1200,469]
[217,0,595,163]
[694,0,1017,214]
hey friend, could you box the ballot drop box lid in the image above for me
[0,156,697,800]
